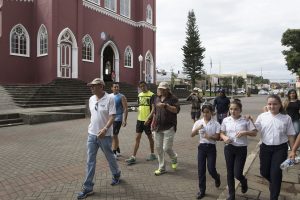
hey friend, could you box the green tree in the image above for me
[281,29,300,75]
[182,10,206,88]
[236,77,245,88]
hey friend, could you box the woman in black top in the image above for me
[283,89,300,137]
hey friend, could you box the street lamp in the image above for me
[231,75,234,99]
[138,55,143,81]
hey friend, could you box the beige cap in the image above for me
[157,82,170,90]
[87,78,105,86]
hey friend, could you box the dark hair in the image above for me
[267,94,285,114]
[230,98,242,112]
[287,89,298,100]
[201,103,214,112]
[139,80,147,85]
[112,82,119,86]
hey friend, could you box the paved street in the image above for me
[0,96,298,200]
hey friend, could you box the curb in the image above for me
[217,141,261,200]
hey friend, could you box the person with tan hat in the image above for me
[186,87,203,123]
[77,78,121,199]
[148,81,180,175]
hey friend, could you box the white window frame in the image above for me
[37,24,48,57]
[146,4,153,24]
[120,0,130,18]
[10,24,30,57]
[104,0,117,12]
[87,0,100,5]
[124,46,133,68]
[82,34,94,63]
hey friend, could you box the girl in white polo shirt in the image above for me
[220,99,257,200]
[255,94,296,200]
[191,103,221,199]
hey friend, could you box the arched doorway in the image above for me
[101,41,119,82]
[57,28,78,78]
[103,46,114,82]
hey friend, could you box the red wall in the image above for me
[0,0,156,86]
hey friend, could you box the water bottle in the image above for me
[280,159,295,170]
[295,156,300,164]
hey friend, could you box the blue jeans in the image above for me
[293,120,300,137]
[83,134,120,190]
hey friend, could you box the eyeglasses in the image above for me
[95,103,98,111]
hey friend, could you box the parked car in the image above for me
[236,88,246,94]
[258,90,269,95]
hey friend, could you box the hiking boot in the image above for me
[125,156,136,165]
[77,188,94,199]
[146,153,157,161]
[154,168,166,176]
[111,171,121,186]
[171,156,178,170]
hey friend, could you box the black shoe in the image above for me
[117,147,120,153]
[215,174,221,188]
[241,179,248,193]
[196,192,205,199]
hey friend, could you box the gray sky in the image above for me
[156,0,300,82]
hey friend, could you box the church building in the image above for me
[0,0,156,85]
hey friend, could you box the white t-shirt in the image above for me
[255,111,296,145]
[221,116,256,147]
[88,93,116,136]
[192,118,221,144]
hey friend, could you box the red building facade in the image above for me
[0,0,156,85]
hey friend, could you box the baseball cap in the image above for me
[87,78,105,86]
[157,82,170,90]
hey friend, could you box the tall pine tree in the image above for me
[182,10,205,88]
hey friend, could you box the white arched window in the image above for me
[104,0,116,12]
[120,0,130,18]
[37,24,48,57]
[82,34,94,62]
[146,4,152,24]
[10,24,30,57]
[124,46,132,68]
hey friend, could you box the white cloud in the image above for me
[156,0,300,81]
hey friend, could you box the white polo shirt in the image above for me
[192,118,220,144]
[221,116,256,147]
[88,93,116,136]
[255,111,296,145]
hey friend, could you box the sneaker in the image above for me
[171,156,178,170]
[241,179,248,193]
[154,168,166,176]
[111,171,121,186]
[77,188,94,199]
[117,147,121,154]
[215,174,221,188]
[114,153,118,160]
[125,156,136,165]
[116,151,121,157]
[146,153,157,161]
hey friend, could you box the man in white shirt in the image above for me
[77,78,121,200]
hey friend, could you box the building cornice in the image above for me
[82,0,156,32]
[15,0,34,2]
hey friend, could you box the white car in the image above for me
[236,88,245,94]
[258,90,269,95]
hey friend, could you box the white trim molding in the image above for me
[9,24,30,57]
[14,0,34,2]
[82,0,156,32]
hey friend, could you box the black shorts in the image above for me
[191,111,201,120]
[113,121,122,135]
[136,120,152,135]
